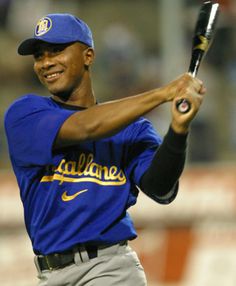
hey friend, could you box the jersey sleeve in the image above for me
[125,118,162,187]
[4,95,75,166]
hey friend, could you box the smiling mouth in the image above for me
[44,72,63,82]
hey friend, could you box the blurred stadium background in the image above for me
[1,0,236,285]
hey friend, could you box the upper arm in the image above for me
[125,119,162,186]
[54,111,91,148]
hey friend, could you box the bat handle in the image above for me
[175,69,197,114]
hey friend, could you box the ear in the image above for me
[84,48,95,68]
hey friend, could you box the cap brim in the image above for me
[17,38,45,55]
[17,38,87,56]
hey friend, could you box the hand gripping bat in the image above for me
[176,1,220,114]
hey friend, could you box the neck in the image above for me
[52,72,96,108]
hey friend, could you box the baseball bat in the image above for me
[176,1,220,114]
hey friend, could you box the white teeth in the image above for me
[46,73,60,79]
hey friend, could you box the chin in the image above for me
[46,80,75,101]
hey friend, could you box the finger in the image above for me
[199,86,207,95]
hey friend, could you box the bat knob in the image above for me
[176,99,191,114]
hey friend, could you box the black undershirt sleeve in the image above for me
[140,126,188,204]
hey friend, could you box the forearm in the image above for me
[55,87,168,147]
[140,126,188,201]
[55,72,204,148]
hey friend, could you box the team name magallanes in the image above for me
[41,153,127,186]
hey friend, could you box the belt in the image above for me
[37,244,98,271]
[36,242,126,271]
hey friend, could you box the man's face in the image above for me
[33,42,90,98]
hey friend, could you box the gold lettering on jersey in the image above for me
[41,153,126,186]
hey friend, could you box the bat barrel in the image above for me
[195,1,219,40]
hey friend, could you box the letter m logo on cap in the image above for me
[35,17,52,36]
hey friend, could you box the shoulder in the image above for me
[127,117,157,134]
[5,94,52,118]
[4,94,54,129]
[132,117,153,128]
[120,117,162,144]
[6,94,51,111]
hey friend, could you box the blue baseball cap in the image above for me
[18,13,94,55]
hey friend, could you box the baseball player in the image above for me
[4,13,205,286]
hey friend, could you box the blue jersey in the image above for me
[4,94,166,255]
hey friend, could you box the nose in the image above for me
[40,52,56,70]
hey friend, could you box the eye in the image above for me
[33,51,44,60]
[51,46,63,53]
[50,44,68,54]
[33,43,69,60]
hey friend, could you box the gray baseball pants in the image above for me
[34,242,147,286]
